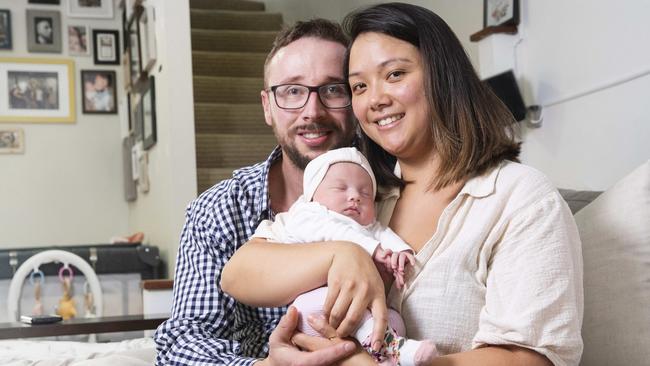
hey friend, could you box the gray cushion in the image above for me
[558,189,603,214]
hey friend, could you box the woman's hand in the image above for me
[292,314,377,366]
[324,244,387,352]
[257,306,356,366]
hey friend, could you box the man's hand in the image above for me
[257,306,356,366]
[324,244,387,352]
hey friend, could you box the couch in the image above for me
[559,160,649,366]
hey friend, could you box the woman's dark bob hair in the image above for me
[343,2,521,191]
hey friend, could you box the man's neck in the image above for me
[268,153,304,214]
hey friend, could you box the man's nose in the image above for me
[301,90,326,120]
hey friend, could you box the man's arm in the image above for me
[154,195,260,365]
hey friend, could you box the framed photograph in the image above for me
[93,29,120,65]
[130,91,143,140]
[29,0,61,4]
[26,10,62,53]
[127,9,142,85]
[68,0,114,19]
[484,0,519,28]
[0,58,75,123]
[0,128,24,154]
[138,4,156,72]
[0,10,12,50]
[140,76,156,149]
[119,92,131,132]
[81,70,117,114]
[122,135,137,201]
[122,49,132,90]
[68,25,89,55]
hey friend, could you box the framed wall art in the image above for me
[484,0,519,28]
[127,8,142,85]
[29,0,61,4]
[93,29,120,65]
[68,0,114,19]
[81,70,117,114]
[26,9,62,53]
[68,25,90,55]
[0,58,75,123]
[138,4,156,72]
[140,76,156,150]
[0,10,11,50]
[0,128,24,154]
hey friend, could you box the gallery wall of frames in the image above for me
[0,0,158,201]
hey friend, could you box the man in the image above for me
[35,18,53,44]
[154,19,358,365]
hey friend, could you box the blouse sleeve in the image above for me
[473,191,584,366]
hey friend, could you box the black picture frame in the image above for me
[483,0,519,28]
[92,29,120,65]
[0,10,11,50]
[127,6,143,87]
[28,0,61,4]
[141,76,156,150]
[81,70,118,114]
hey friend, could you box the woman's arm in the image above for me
[222,238,388,346]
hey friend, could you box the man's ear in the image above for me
[261,90,273,128]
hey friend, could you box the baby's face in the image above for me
[312,162,375,225]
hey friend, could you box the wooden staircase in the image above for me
[190,0,282,194]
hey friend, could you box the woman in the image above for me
[223,3,583,365]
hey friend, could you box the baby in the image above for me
[253,147,437,366]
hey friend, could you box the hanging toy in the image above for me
[29,270,44,316]
[83,281,96,318]
[56,265,77,320]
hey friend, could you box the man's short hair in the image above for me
[264,18,349,87]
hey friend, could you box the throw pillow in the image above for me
[575,160,650,366]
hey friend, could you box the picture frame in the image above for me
[81,70,117,114]
[122,135,137,201]
[92,29,120,65]
[67,0,114,19]
[138,4,156,72]
[68,25,90,56]
[140,76,156,150]
[0,10,12,50]
[127,8,143,86]
[0,128,25,154]
[484,0,519,28]
[0,58,75,123]
[28,0,61,4]
[119,92,131,132]
[26,9,62,53]
[130,91,143,140]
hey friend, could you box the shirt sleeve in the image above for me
[473,191,584,366]
[153,191,258,366]
[282,202,381,255]
[372,224,413,253]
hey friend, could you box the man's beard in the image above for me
[273,121,354,170]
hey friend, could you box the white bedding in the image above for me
[0,337,156,366]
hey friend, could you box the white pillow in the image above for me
[576,160,650,366]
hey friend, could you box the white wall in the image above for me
[515,0,650,190]
[126,0,197,275]
[0,0,128,247]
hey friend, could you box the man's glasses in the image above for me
[268,83,351,110]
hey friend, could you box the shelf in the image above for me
[470,25,518,42]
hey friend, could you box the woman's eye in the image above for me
[388,71,404,80]
[351,83,366,93]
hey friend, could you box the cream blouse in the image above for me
[378,161,584,366]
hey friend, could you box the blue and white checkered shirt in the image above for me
[154,146,288,365]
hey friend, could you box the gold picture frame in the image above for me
[0,58,75,123]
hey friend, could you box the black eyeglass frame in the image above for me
[267,83,352,110]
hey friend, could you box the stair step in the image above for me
[194,102,266,134]
[192,51,266,77]
[192,29,277,53]
[197,167,237,193]
[190,0,265,11]
[195,133,277,168]
[191,9,282,31]
[193,76,263,104]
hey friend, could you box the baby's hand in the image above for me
[390,251,415,289]
[372,247,394,274]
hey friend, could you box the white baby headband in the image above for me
[303,147,377,202]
